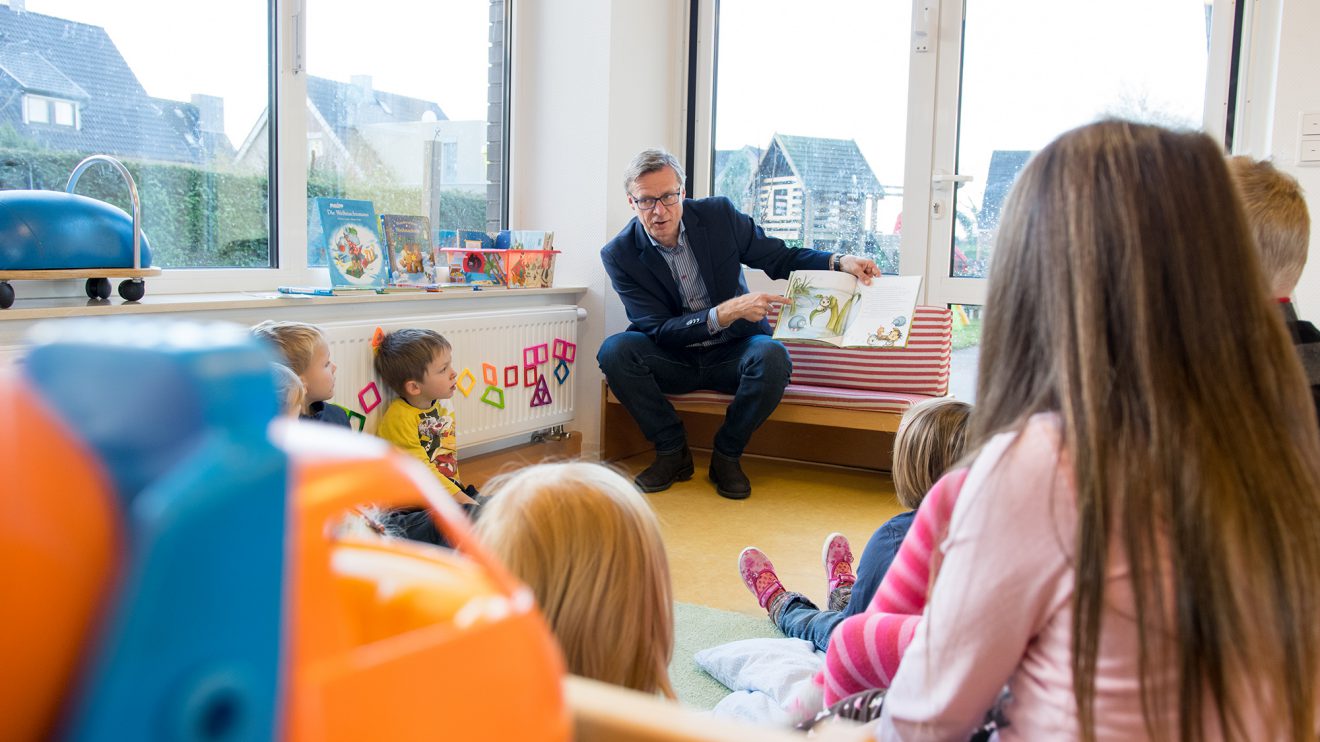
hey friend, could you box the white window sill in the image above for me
[0,285,588,350]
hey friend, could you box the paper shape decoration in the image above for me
[552,338,577,363]
[554,358,570,385]
[482,363,498,386]
[503,365,519,387]
[523,365,539,387]
[530,376,553,407]
[358,382,381,413]
[523,343,549,366]
[456,368,476,397]
[345,409,366,432]
[480,385,505,409]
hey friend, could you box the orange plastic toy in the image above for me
[277,423,571,741]
[0,372,121,741]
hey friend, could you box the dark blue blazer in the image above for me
[601,197,832,350]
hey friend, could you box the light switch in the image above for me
[1304,112,1320,137]
[1302,139,1320,164]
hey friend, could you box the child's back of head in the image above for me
[251,320,337,408]
[474,462,674,698]
[271,363,305,418]
[1226,156,1311,298]
[891,398,972,510]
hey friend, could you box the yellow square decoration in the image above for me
[456,368,476,397]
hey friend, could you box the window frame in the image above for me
[690,0,1245,312]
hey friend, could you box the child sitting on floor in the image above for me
[251,320,348,427]
[737,397,971,653]
[474,462,675,698]
[271,362,306,418]
[371,327,481,544]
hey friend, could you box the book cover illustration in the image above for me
[380,214,436,285]
[774,271,922,348]
[506,249,558,288]
[318,199,385,289]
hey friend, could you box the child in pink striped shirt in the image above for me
[736,398,970,663]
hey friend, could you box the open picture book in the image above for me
[772,270,923,348]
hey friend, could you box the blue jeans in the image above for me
[776,594,845,653]
[597,331,792,457]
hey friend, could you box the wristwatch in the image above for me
[830,253,843,271]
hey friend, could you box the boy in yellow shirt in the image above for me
[372,328,482,543]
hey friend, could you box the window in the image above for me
[0,0,509,297]
[924,1,1224,395]
[698,0,1239,398]
[708,0,911,272]
[305,0,504,266]
[0,2,272,270]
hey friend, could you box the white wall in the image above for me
[1242,0,1320,316]
[509,0,688,456]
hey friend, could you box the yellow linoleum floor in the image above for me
[617,451,904,617]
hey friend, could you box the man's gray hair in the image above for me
[623,149,686,195]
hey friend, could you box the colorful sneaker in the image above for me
[822,532,856,594]
[738,547,786,613]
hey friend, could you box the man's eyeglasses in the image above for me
[632,191,683,211]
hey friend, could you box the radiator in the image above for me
[319,305,579,450]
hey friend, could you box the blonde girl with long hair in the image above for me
[876,120,1320,740]
[475,462,675,698]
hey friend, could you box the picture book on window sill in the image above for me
[317,199,386,290]
[772,271,923,348]
[380,213,436,286]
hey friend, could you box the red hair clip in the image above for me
[370,326,386,354]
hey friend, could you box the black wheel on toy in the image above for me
[85,277,111,300]
[118,278,146,302]
[0,281,13,309]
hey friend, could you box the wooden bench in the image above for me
[601,305,953,471]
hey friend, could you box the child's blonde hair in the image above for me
[271,363,305,417]
[251,320,326,375]
[475,462,675,698]
[1226,156,1311,297]
[891,397,971,509]
[373,328,452,397]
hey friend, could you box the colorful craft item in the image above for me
[523,365,538,387]
[553,359,570,385]
[503,365,518,388]
[530,377,552,407]
[345,409,366,431]
[480,385,505,409]
[552,338,576,363]
[523,343,549,366]
[370,326,386,355]
[456,369,476,397]
[358,382,381,414]
[482,363,498,386]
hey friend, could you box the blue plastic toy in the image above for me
[0,155,160,309]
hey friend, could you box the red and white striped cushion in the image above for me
[667,385,936,415]
[768,304,952,396]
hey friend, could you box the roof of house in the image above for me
[981,150,1032,224]
[763,134,883,195]
[306,75,447,145]
[0,5,208,164]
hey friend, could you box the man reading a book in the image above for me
[598,148,880,499]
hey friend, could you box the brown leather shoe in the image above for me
[634,445,694,493]
[709,451,751,499]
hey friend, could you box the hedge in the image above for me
[0,146,487,268]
